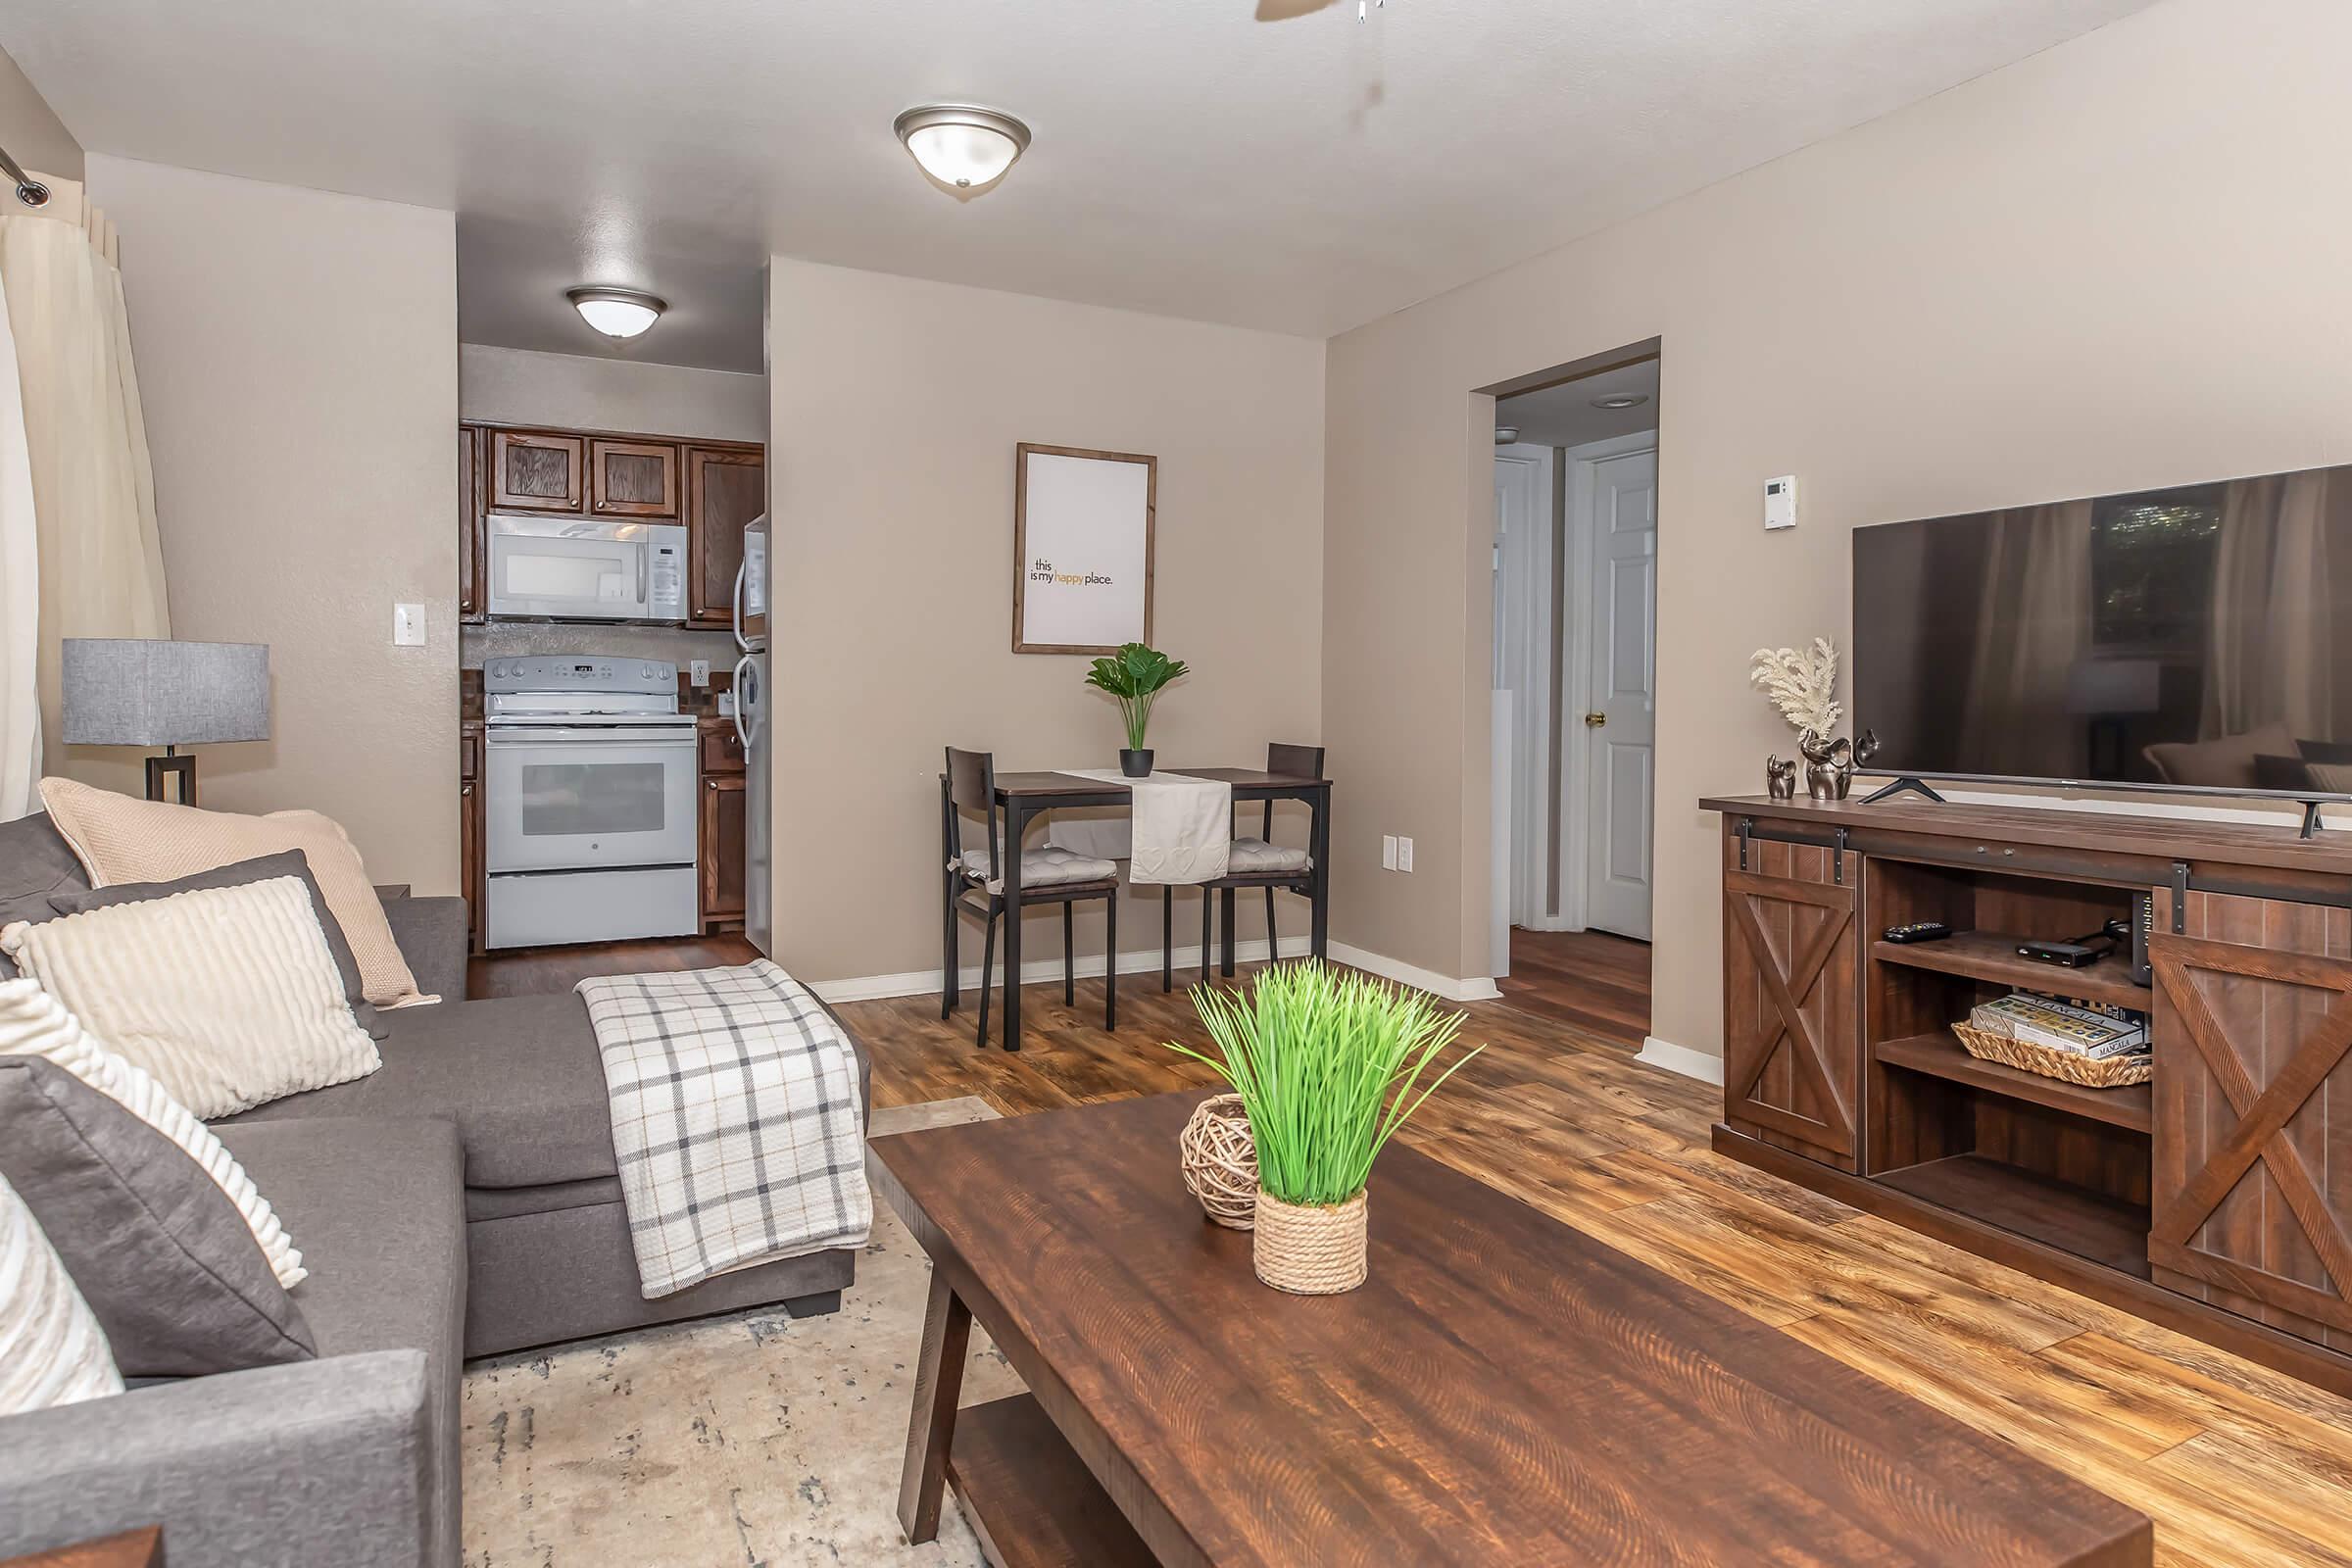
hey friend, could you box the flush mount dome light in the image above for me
[1591,393,1650,411]
[1494,425,1519,445]
[895,104,1031,190]
[567,286,665,340]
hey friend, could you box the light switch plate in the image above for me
[1382,834,1398,871]
[1397,836,1415,873]
[392,603,424,647]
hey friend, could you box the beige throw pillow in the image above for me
[2,878,383,1120]
[0,979,306,1286]
[37,777,431,1007]
[0,1171,122,1416]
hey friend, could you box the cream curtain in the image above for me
[0,187,170,811]
[0,269,35,818]
[2202,470,2331,741]
[1957,501,2095,776]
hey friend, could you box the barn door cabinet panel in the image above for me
[589,438,679,517]
[686,444,764,626]
[1721,824,1862,1171]
[489,429,585,513]
[702,772,747,928]
[2151,887,2352,1352]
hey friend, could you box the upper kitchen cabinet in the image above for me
[490,429,585,512]
[589,439,679,518]
[685,444,764,626]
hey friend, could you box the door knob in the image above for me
[1584,711,1607,728]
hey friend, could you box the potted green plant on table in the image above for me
[1084,641,1188,778]
[1167,962,1484,1295]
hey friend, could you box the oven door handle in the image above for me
[637,546,649,610]
[484,731,698,749]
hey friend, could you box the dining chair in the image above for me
[942,747,1120,1045]
[1160,742,1325,988]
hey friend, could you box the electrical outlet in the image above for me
[1397,836,1415,873]
[392,603,424,647]
[1382,834,1398,871]
[689,659,711,687]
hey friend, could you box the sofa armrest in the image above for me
[0,1351,432,1568]
[380,895,468,1003]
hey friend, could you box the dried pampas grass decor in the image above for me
[1749,638,1842,736]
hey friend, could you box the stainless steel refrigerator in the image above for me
[731,515,771,956]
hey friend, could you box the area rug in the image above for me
[461,1096,1022,1567]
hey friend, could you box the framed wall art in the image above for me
[1012,443,1156,654]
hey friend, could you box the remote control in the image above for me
[1882,921,1953,944]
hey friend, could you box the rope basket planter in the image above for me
[1179,1094,1258,1230]
[1253,1189,1369,1295]
[1952,1022,2152,1089]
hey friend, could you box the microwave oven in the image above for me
[485,514,687,622]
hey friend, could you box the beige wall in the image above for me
[767,258,1325,985]
[0,44,80,182]
[459,344,765,444]
[87,155,460,891]
[1324,0,2352,1055]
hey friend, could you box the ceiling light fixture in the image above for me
[895,104,1032,191]
[1591,393,1650,411]
[567,286,665,340]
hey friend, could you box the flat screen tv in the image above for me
[1851,462,2352,800]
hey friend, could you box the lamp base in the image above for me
[145,749,195,805]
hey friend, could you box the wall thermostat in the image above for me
[1764,475,1798,530]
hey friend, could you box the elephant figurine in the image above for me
[1799,728,1854,801]
[1765,757,1797,801]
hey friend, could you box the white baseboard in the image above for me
[1328,942,1503,1004]
[807,938,1504,1007]
[1636,1035,1725,1086]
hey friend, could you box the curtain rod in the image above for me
[0,144,50,209]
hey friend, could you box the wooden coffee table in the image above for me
[872,1092,2151,1567]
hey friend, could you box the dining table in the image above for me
[939,765,1332,1051]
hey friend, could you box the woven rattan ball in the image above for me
[1179,1093,1258,1230]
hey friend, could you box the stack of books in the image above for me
[1967,993,2150,1061]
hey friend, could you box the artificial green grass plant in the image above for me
[1167,962,1484,1208]
[1083,642,1188,751]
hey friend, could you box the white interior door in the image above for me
[1493,445,1553,929]
[1582,447,1657,939]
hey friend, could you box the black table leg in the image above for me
[940,777,959,1018]
[1002,801,1028,1051]
[1220,887,1237,976]
[1309,786,1331,962]
[1162,887,1174,992]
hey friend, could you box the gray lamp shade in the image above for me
[61,639,271,747]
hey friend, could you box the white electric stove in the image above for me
[481,655,700,949]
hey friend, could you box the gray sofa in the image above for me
[0,812,867,1568]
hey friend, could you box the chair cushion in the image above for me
[956,845,1117,893]
[1227,837,1311,874]
[214,993,616,1190]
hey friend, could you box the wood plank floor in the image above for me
[472,937,2352,1566]
[1495,926,1650,1047]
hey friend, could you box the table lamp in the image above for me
[61,638,270,804]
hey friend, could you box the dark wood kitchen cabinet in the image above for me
[699,714,748,930]
[685,444,764,626]
[458,425,486,624]
[588,438,678,517]
[489,429,584,513]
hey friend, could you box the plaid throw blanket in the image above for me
[576,959,871,1299]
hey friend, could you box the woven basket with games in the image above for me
[1952,1022,2152,1088]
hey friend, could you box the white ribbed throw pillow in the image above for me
[0,1171,122,1415]
[0,980,306,1287]
[0,876,382,1121]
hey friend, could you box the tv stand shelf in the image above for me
[1870,931,2151,1009]
[1874,1031,2151,1133]
[1706,792,2352,1398]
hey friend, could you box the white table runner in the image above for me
[1053,770,1231,884]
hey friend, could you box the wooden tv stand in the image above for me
[1702,793,2352,1395]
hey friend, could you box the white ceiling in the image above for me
[6,0,2151,364]
[1498,359,1659,449]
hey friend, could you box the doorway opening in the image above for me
[1486,349,1658,1032]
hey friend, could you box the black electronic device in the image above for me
[1882,920,1953,945]
[2017,928,2120,968]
